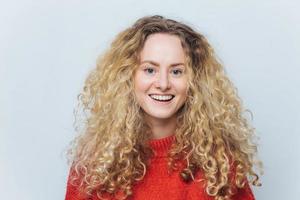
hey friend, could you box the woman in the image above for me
[65,15,263,200]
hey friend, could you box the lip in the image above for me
[148,94,175,97]
[148,94,174,105]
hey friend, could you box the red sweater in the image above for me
[65,135,255,200]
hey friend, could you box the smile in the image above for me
[149,94,175,102]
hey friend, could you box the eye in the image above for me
[172,69,183,76]
[144,67,155,75]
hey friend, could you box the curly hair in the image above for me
[66,15,263,200]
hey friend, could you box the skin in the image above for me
[134,33,188,139]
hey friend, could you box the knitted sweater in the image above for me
[65,135,255,200]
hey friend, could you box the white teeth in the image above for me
[150,95,174,101]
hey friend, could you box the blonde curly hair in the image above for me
[66,15,263,200]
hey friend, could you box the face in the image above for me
[133,33,188,124]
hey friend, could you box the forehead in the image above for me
[139,33,186,63]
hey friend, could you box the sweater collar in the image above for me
[148,134,175,157]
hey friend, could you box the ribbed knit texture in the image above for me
[65,134,255,200]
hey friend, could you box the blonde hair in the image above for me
[67,15,263,200]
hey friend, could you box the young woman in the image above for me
[65,15,263,200]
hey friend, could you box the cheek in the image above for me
[134,75,151,92]
[176,79,188,95]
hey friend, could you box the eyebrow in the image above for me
[140,60,185,67]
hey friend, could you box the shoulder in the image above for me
[65,167,89,200]
[228,159,256,200]
[186,165,255,200]
[231,180,255,200]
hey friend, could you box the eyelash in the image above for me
[143,67,183,76]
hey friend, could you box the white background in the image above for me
[1,0,299,199]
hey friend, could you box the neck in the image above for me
[145,115,177,139]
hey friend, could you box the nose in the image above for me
[154,70,171,91]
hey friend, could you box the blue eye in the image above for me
[172,69,183,76]
[143,67,183,76]
[144,68,155,75]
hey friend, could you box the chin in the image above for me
[148,112,175,119]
